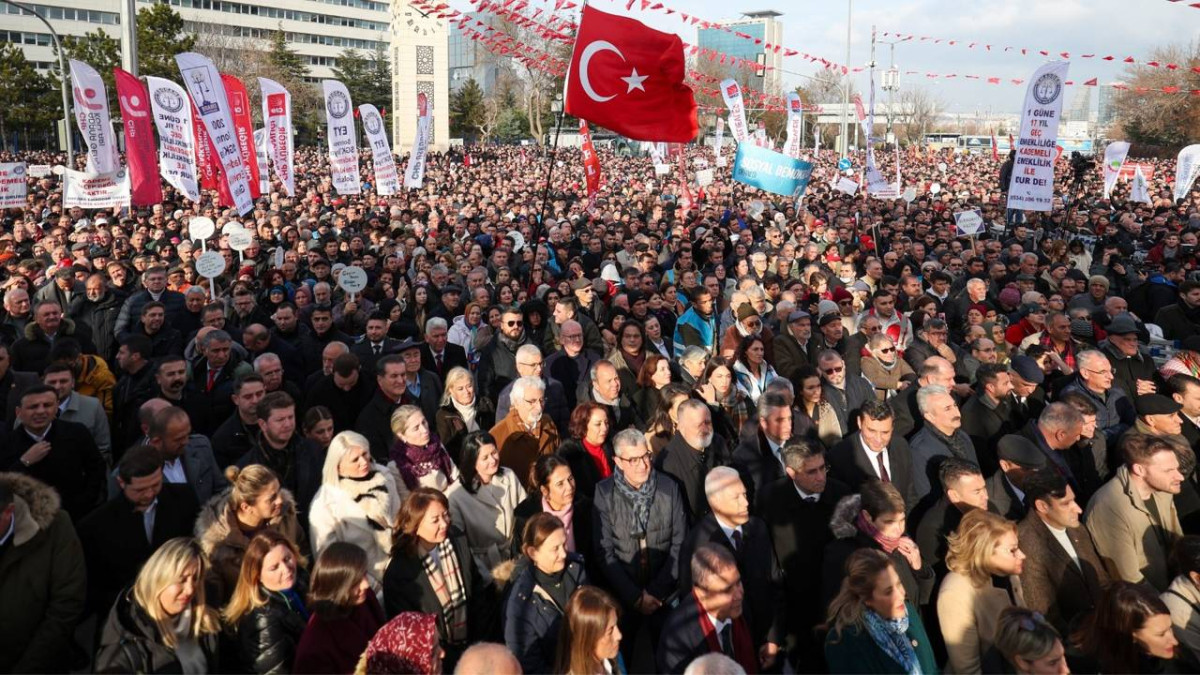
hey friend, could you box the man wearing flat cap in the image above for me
[1007,355,1048,429]
[773,310,812,388]
[572,277,605,326]
[1100,312,1159,401]
[986,434,1048,520]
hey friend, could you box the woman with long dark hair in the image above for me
[695,356,753,443]
[608,320,649,396]
[446,431,526,586]
[514,454,596,574]
[1073,581,1179,674]
[293,543,386,674]
[731,333,778,405]
[793,365,842,448]
[643,383,692,458]
[632,354,674,425]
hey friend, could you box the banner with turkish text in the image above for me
[220,74,261,199]
[1007,61,1069,212]
[175,52,254,215]
[259,78,295,198]
[65,167,130,209]
[580,120,601,200]
[1102,141,1130,199]
[70,59,119,175]
[322,80,360,194]
[404,93,433,189]
[146,76,199,203]
[0,163,27,208]
[359,104,400,196]
[113,68,163,206]
[191,100,217,192]
[1174,144,1200,202]
[721,79,750,144]
[254,129,269,195]
[714,117,725,153]
[732,143,813,198]
[783,93,804,159]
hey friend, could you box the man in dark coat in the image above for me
[153,354,212,437]
[1017,468,1110,635]
[191,329,252,434]
[828,400,919,511]
[1154,279,1200,341]
[78,444,199,619]
[210,373,266,469]
[891,356,956,439]
[1099,314,1160,402]
[817,349,875,436]
[235,391,324,517]
[545,319,601,410]
[656,400,732,523]
[772,310,812,389]
[575,359,641,431]
[420,317,468,383]
[986,435,1048,520]
[350,313,404,377]
[304,352,372,433]
[355,354,408,462]
[477,306,529,401]
[70,273,123,362]
[113,265,187,336]
[759,438,850,669]
[1018,401,1106,507]
[1008,354,1049,430]
[913,458,991,581]
[270,302,322,376]
[959,363,1016,476]
[11,301,97,374]
[908,384,979,506]
[1,385,106,520]
[112,334,158,452]
[731,392,792,507]
[397,339,443,425]
[0,341,37,427]
[242,323,306,387]
[124,301,184,358]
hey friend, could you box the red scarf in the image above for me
[583,439,612,478]
[694,592,758,674]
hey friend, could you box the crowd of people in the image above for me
[1,137,1200,675]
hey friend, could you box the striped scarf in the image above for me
[422,539,469,644]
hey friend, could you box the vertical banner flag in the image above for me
[814,125,821,153]
[322,80,360,195]
[783,93,804,159]
[146,77,199,203]
[175,52,254,215]
[254,129,270,195]
[678,149,694,213]
[259,78,295,198]
[1174,144,1200,202]
[220,74,261,199]
[191,100,218,192]
[1102,141,1131,199]
[852,94,871,142]
[714,117,725,153]
[721,79,750,144]
[991,132,1000,162]
[0,163,27,208]
[359,103,400,196]
[404,92,433,189]
[754,123,767,148]
[69,59,118,175]
[113,68,163,206]
[1132,164,1153,204]
[580,120,602,201]
[1007,61,1069,212]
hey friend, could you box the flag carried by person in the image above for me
[70,59,119,175]
[322,79,360,195]
[1132,164,1152,204]
[565,4,697,142]
[258,77,295,197]
[175,52,254,215]
[580,120,602,200]
[221,74,261,199]
[1102,141,1130,199]
[113,68,163,206]
[146,77,200,203]
[359,103,400,195]
[404,92,433,189]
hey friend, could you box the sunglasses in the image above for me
[878,347,896,354]
[824,365,844,375]
[504,320,522,327]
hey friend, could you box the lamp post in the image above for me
[878,35,907,142]
[839,0,852,157]
[1,0,73,161]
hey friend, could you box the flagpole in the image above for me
[535,94,566,246]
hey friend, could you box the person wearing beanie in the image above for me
[1068,275,1111,314]
[997,286,1022,314]
[721,302,775,362]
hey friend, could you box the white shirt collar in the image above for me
[23,423,51,443]
[794,483,820,502]
[714,515,743,546]
[708,611,731,637]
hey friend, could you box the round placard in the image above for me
[338,266,368,294]
[930,182,942,194]
[190,217,215,241]
[195,250,226,278]
[228,230,254,252]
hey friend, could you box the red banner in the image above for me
[220,74,261,199]
[1118,162,1156,181]
[579,120,601,200]
[191,100,232,207]
[113,67,163,206]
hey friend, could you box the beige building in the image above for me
[390,0,450,152]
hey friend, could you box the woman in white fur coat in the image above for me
[308,431,402,593]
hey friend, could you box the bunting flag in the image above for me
[146,76,199,203]
[69,59,119,175]
[1174,144,1200,202]
[359,103,400,196]
[175,52,253,215]
[404,92,433,189]
[113,68,163,206]
[220,74,261,199]
[580,120,601,200]
[259,77,295,198]
[322,80,361,195]
[1102,141,1130,199]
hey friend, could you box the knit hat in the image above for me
[736,304,760,321]
[1088,275,1111,290]
[1070,318,1094,341]
[998,287,1021,307]
[832,287,853,303]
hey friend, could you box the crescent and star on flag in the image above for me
[578,40,649,102]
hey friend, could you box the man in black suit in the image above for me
[658,544,763,674]
[356,354,408,462]
[78,444,199,620]
[304,352,372,433]
[0,340,38,426]
[829,400,918,511]
[235,391,324,516]
[758,438,851,670]
[913,458,991,580]
[350,312,402,376]
[656,399,731,523]
[678,468,784,671]
[191,329,251,435]
[2,384,106,520]
[986,434,1048,520]
[397,338,443,424]
[420,317,468,384]
[891,356,955,439]
[1168,373,1200,451]
[732,391,792,507]
[1008,354,1049,429]
[960,363,1016,476]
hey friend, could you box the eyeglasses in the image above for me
[878,347,896,354]
[823,365,844,375]
[745,320,762,329]
[504,320,522,327]
[518,362,543,369]
[561,334,583,341]
[1085,367,1115,376]
[616,452,651,466]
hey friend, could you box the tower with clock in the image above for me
[391,0,450,153]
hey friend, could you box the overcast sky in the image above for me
[518,0,1199,114]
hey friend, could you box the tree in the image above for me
[894,86,944,145]
[137,3,196,79]
[450,78,485,139]
[1112,42,1200,148]
[0,43,57,150]
[332,47,389,113]
[57,29,121,95]
[267,28,308,83]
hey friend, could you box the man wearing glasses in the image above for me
[495,345,569,435]
[1062,350,1136,446]
[817,350,874,437]
[594,428,687,671]
[476,307,528,401]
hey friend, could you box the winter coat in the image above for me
[75,353,116,417]
[502,557,587,674]
[10,316,98,374]
[447,467,527,585]
[0,473,87,673]
[292,595,386,675]
[382,528,486,646]
[490,408,560,490]
[1086,464,1182,591]
[435,398,497,467]
[114,288,187,337]
[593,471,687,607]
[1017,509,1109,635]
[937,571,1025,675]
[194,488,303,604]
[908,426,979,507]
[772,328,810,387]
[1155,302,1200,341]
[655,432,732,523]
[822,495,935,607]
[2,418,107,521]
[94,588,220,674]
[860,356,916,400]
[308,467,401,592]
[823,602,938,674]
[1099,339,1159,407]
[476,332,527,401]
[237,582,310,674]
[70,291,123,362]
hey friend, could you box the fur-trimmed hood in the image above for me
[24,316,79,341]
[194,486,302,563]
[0,472,61,547]
[830,493,863,540]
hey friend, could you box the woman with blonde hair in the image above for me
[389,405,460,496]
[937,508,1028,674]
[95,538,221,673]
[554,586,625,675]
[225,530,309,674]
[194,464,303,604]
[992,607,1069,675]
[435,366,496,465]
[308,431,402,593]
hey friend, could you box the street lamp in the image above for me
[1,0,74,161]
[878,35,908,142]
[839,0,852,156]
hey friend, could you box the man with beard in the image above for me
[154,354,210,434]
[909,384,978,505]
[477,306,528,401]
[112,334,156,450]
[128,301,184,358]
[656,399,731,522]
[817,350,874,437]
[960,364,1016,476]
[210,373,267,468]
[70,273,123,362]
[489,376,560,487]
[545,320,600,410]
[235,391,323,515]
[674,287,718,358]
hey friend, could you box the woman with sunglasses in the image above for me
[861,334,916,401]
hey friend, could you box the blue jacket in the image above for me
[502,556,587,674]
[673,307,716,358]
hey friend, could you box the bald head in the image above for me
[138,397,172,435]
[919,356,956,389]
[454,643,522,675]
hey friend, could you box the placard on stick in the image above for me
[195,249,226,297]
[338,265,368,302]
[190,217,215,251]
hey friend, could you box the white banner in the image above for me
[954,209,985,235]
[0,163,27,208]
[404,93,433,189]
[714,117,725,153]
[28,164,51,177]
[259,78,295,198]
[146,76,200,203]
[254,129,270,195]
[175,52,254,214]
[834,176,858,195]
[65,167,130,209]
[69,59,119,175]
[720,79,750,144]
[1102,141,1130,199]
[322,80,360,195]
[783,93,803,159]
[1007,61,1069,212]
[1174,144,1200,202]
[359,104,400,196]
[1132,164,1153,204]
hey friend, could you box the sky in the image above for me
[496,0,1200,114]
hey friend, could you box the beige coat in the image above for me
[1085,464,1182,591]
[860,356,915,400]
[1162,575,1200,672]
[937,571,1025,675]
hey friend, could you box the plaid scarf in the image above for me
[422,539,468,644]
[1038,332,1077,369]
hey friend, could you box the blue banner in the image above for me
[733,144,814,198]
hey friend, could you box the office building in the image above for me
[696,10,784,95]
[1065,86,1092,124]
[448,11,500,95]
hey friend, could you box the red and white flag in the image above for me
[146,76,199,202]
[580,120,602,200]
[565,5,697,142]
[70,59,119,175]
[113,67,163,206]
[258,77,295,197]
[220,74,261,199]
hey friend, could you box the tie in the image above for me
[435,352,443,373]
[877,453,891,482]
[730,529,742,551]
[805,496,818,504]
[206,369,217,392]
[719,623,735,658]
[373,343,382,356]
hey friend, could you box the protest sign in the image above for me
[0,163,27,208]
[1007,61,1069,211]
[64,168,130,209]
[954,209,985,235]
[834,177,859,195]
[731,144,814,198]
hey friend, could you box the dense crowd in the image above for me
[2,137,1200,675]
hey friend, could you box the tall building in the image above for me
[391,0,450,152]
[448,12,500,95]
[1098,86,1117,130]
[3,0,391,82]
[696,10,784,96]
[1065,86,1092,123]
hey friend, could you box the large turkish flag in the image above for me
[565,5,698,143]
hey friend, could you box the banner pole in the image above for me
[535,101,567,245]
